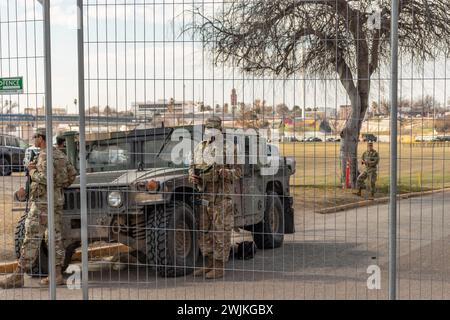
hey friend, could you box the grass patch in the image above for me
[284,142,450,210]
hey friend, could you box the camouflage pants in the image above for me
[198,194,233,262]
[19,202,65,271]
[357,169,377,195]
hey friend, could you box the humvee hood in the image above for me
[70,167,187,187]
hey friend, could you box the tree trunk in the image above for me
[334,42,371,188]
[340,96,369,188]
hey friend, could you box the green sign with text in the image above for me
[0,77,23,94]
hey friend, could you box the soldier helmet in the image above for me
[33,128,46,139]
[56,135,66,145]
[205,116,222,130]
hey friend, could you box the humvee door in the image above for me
[234,133,265,227]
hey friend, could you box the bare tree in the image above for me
[88,106,100,114]
[380,98,391,115]
[292,105,302,117]
[103,105,115,116]
[185,0,450,186]
[398,97,411,110]
[276,103,289,117]
[413,95,441,116]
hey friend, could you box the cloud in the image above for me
[52,1,78,29]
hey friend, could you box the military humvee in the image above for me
[15,125,296,277]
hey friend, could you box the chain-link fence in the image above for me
[1,0,449,300]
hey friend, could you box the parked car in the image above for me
[281,136,299,142]
[431,136,450,142]
[306,137,323,142]
[0,134,27,176]
[361,133,377,142]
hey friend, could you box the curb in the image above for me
[0,244,129,274]
[71,243,129,261]
[316,187,450,214]
[0,262,18,274]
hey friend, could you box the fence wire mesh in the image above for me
[0,0,449,300]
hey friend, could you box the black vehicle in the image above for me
[306,137,323,142]
[0,134,27,176]
[361,133,377,142]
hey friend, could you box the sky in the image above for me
[0,0,449,115]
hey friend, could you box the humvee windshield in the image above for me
[87,143,129,168]
[155,125,268,168]
[156,127,202,168]
[80,128,171,172]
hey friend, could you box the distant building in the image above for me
[133,99,185,118]
[231,88,237,107]
[223,103,229,114]
[305,110,326,120]
[24,107,35,115]
[36,107,67,116]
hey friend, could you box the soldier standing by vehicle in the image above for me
[354,141,379,200]
[189,117,242,279]
[0,128,77,289]
[56,135,66,151]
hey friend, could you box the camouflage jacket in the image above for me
[189,140,242,193]
[29,147,77,204]
[361,150,380,169]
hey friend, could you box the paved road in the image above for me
[0,174,26,198]
[1,191,449,300]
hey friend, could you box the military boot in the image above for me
[205,260,225,279]
[0,267,24,289]
[353,188,362,197]
[40,266,64,286]
[193,255,214,277]
[369,193,375,200]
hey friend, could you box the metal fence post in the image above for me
[389,0,399,301]
[77,0,89,300]
[41,0,56,300]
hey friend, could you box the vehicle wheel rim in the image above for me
[1,160,8,175]
[174,220,192,259]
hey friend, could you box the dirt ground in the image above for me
[0,196,20,262]
[291,186,379,212]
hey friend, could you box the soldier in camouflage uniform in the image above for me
[354,141,379,199]
[0,128,77,289]
[189,117,242,279]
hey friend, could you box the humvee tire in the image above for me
[15,212,48,276]
[251,192,284,249]
[0,157,11,176]
[146,201,198,277]
[15,212,75,276]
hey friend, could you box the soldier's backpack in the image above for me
[230,241,257,260]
